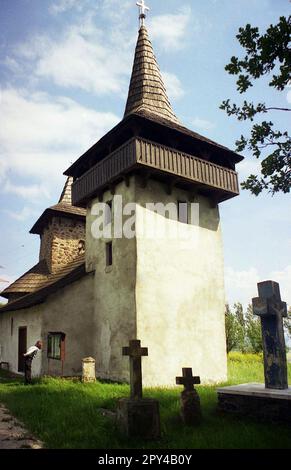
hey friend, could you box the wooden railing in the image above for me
[72,137,239,205]
[72,139,137,205]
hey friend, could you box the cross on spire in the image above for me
[136,0,150,27]
[176,368,201,392]
[123,339,148,400]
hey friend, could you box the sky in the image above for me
[0,0,290,310]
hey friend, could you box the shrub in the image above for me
[228,352,263,363]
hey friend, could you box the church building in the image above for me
[0,4,243,385]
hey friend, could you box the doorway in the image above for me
[18,327,27,372]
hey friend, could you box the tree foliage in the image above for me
[244,305,263,353]
[284,307,291,341]
[221,16,291,195]
[225,303,291,354]
[225,304,245,353]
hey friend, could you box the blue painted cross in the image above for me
[252,281,288,390]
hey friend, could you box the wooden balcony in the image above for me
[72,137,239,206]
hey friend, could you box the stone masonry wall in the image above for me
[39,217,85,273]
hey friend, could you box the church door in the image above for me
[18,327,27,372]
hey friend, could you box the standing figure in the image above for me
[23,340,42,385]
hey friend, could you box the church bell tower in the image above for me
[64,2,243,386]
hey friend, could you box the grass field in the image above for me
[0,356,290,449]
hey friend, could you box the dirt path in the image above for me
[0,403,43,449]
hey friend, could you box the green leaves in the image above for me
[228,16,291,92]
[225,304,263,354]
[221,15,291,195]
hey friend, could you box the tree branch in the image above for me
[265,107,291,112]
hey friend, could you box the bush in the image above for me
[228,352,263,363]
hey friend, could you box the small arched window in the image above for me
[78,240,85,255]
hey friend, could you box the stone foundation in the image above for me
[116,398,161,439]
[217,383,291,424]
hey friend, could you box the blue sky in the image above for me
[0,0,290,308]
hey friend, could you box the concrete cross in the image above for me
[136,0,150,26]
[252,280,288,390]
[176,368,201,392]
[123,339,148,400]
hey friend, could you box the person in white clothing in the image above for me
[23,340,42,384]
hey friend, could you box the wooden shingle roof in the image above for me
[58,176,73,204]
[124,26,180,125]
[0,254,86,311]
[1,260,50,299]
[30,177,86,235]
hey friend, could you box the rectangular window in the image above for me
[178,200,188,224]
[105,200,112,226]
[106,242,113,267]
[47,333,65,361]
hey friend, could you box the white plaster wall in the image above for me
[86,180,137,382]
[135,178,227,386]
[0,306,42,377]
[41,274,95,377]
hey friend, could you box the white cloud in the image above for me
[101,0,132,22]
[225,266,291,308]
[0,88,119,201]
[162,72,184,101]
[8,6,138,98]
[191,117,215,131]
[237,158,262,181]
[50,0,85,15]
[3,181,49,201]
[149,6,191,50]
[30,27,131,96]
[2,207,39,222]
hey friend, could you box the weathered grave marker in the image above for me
[116,339,160,439]
[82,357,96,383]
[176,368,202,425]
[253,280,288,390]
[217,280,291,423]
[122,340,148,399]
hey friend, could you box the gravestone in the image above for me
[217,281,291,423]
[116,340,161,439]
[82,357,96,383]
[176,368,202,425]
[253,280,288,389]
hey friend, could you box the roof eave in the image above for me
[65,112,244,179]
[0,264,89,313]
[30,207,86,235]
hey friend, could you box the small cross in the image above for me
[123,339,148,400]
[136,0,150,27]
[176,368,201,392]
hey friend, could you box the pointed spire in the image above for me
[124,26,180,125]
[58,177,73,205]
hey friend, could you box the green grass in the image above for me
[0,358,290,449]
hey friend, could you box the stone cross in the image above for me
[136,0,150,26]
[176,368,201,391]
[252,280,288,390]
[122,339,148,400]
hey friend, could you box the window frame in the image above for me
[47,332,66,361]
[106,241,113,267]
